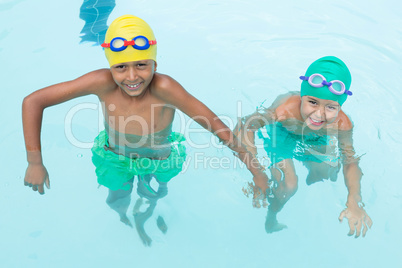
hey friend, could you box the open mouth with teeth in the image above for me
[309,117,324,126]
[124,82,142,91]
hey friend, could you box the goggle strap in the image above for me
[299,76,308,81]
[124,40,135,46]
[101,43,110,48]
[322,81,332,86]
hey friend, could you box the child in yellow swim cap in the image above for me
[22,15,270,246]
[234,56,372,238]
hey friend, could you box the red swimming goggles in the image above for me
[101,36,157,52]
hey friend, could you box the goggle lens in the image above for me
[110,37,126,51]
[133,36,148,50]
[330,81,343,92]
[311,74,324,85]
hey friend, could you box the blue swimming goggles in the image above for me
[300,73,352,96]
[101,36,157,52]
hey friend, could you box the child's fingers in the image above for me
[38,175,50,195]
[38,184,45,195]
[245,182,269,209]
[362,213,372,237]
[242,182,254,198]
[365,214,373,228]
[45,176,50,189]
[262,199,268,208]
[362,221,369,237]
[253,189,262,200]
[347,218,357,236]
[24,176,32,187]
[252,198,261,208]
[355,220,362,238]
[338,209,346,222]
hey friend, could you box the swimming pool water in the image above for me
[1,0,401,267]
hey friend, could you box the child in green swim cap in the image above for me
[234,56,372,238]
[22,15,269,246]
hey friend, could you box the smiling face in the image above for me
[110,60,156,97]
[300,95,341,130]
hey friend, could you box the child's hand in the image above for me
[242,173,271,208]
[338,204,373,238]
[24,163,50,195]
[253,173,271,208]
[253,172,270,194]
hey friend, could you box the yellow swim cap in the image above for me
[103,15,157,67]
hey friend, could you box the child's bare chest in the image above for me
[100,93,174,135]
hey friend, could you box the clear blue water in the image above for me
[1,0,402,267]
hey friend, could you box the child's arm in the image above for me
[22,69,113,194]
[337,127,373,238]
[233,108,276,156]
[232,109,277,207]
[233,92,293,156]
[153,74,270,202]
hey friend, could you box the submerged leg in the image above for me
[106,179,134,227]
[136,173,168,200]
[156,216,168,234]
[133,174,169,246]
[304,161,341,185]
[133,198,156,246]
[266,159,298,234]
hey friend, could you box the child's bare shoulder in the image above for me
[83,68,113,81]
[90,68,116,89]
[151,73,183,98]
[274,92,301,121]
[75,68,117,96]
[152,73,177,88]
[337,110,353,131]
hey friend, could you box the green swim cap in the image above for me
[300,56,352,105]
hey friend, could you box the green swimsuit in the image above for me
[259,122,340,166]
[91,125,187,191]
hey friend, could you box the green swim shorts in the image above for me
[258,122,340,166]
[91,130,187,191]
